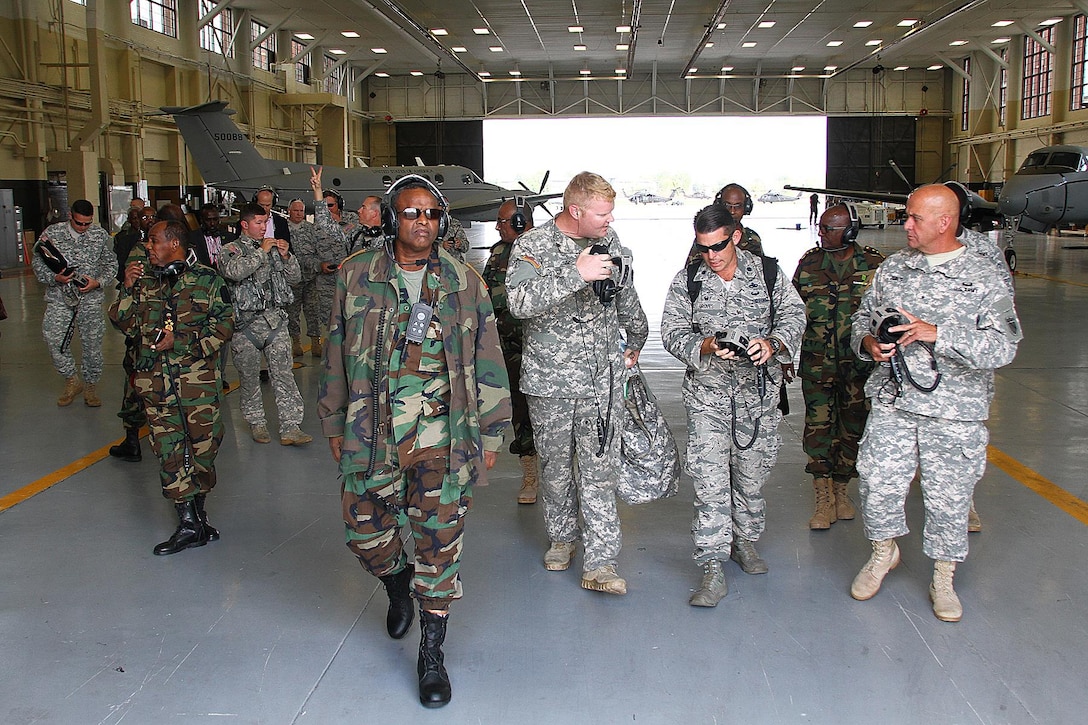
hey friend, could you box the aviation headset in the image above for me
[381,174,450,240]
[252,185,279,207]
[322,189,345,212]
[716,183,754,215]
[153,259,188,281]
[842,204,860,245]
[942,181,972,235]
[510,196,530,234]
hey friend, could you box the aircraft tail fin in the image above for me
[161,101,272,185]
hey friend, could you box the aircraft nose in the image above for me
[997,178,1030,216]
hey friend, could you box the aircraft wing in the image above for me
[448,192,563,221]
[784,185,909,205]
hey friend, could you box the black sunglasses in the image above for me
[696,239,731,254]
[819,224,848,233]
[399,207,443,220]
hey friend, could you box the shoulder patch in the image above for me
[516,254,542,271]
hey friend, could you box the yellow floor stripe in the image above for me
[0,441,117,512]
[1016,271,1088,289]
[988,446,1088,525]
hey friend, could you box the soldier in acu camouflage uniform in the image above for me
[348,195,385,254]
[506,171,649,596]
[483,198,538,504]
[109,220,233,555]
[792,204,885,530]
[219,203,312,447]
[318,175,509,708]
[285,198,322,357]
[848,185,1022,623]
[662,204,804,607]
[32,199,118,407]
[308,170,362,358]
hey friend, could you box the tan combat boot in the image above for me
[581,564,627,595]
[833,480,856,520]
[850,539,900,600]
[310,336,323,358]
[930,560,963,622]
[83,382,101,407]
[291,335,304,357]
[57,376,83,406]
[517,454,538,504]
[968,499,982,533]
[543,541,576,571]
[809,476,837,530]
[689,560,728,607]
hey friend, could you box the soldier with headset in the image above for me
[307,173,358,357]
[317,174,510,708]
[715,183,765,255]
[791,204,885,530]
[483,198,538,504]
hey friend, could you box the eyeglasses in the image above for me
[818,224,848,234]
[720,202,745,211]
[696,239,731,254]
[398,207,443,221]
[496,217,511,225]
[71,219,92,227]
[326,203,337,208]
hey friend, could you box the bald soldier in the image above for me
[849,184,1022,623]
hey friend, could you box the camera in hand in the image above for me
[715,329,751,358]
[869,307,909,344]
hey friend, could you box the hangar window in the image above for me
[1073,16,1088,111]
[323,55,345,95]
[1022,26,1054,120]
[251,20,276,72]
[130,0,177,38]
[291,40,311,85]
[960,56,970,132]
[198,1,233,57]
[999,48,1008,126]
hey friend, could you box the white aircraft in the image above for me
[162,101,560,221]
[757,189,803,203]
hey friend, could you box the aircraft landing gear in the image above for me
[1004,248,1017,271]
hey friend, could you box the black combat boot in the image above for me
[194,493,219,542]
[417,608,452,708]
[378,564,414,639]
[108,427,142,462]
[153,499,209,556]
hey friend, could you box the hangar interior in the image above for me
[3,1,1088,723]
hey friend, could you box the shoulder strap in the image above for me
[684,251,702,332]
[760,254,778,329]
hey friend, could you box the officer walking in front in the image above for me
[32,199,118,407]
[792,204,885,529]
[661,204,804,607]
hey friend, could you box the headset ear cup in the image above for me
[843,205,859,244]
[437,211,448,240]
[381,204,397,239]
[743,188,753,215]
[511,212,526,234]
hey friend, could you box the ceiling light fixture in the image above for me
[568,26,584,33]
[341,31,360,38]
[473,28,489,35]
[827,40,843,47]
[410,71,423,76]
[991,20,1013,27]
[329,49,346,55]
[616,68,626,74]
[758,21,775,29]
[452,46,467,53]
[949,40,968,46]
[375,71,389,77]
[580,69,591,75]
[371,48,387,54]
[717,23,726,30]
[479,70,491,77]
[894,66,908,71]
[1040,18,1063,26]
[742,41,757,48]
[574,44,587,51]
[824,65,837,71]
[792,65,805,71]
[853,21,872,28]
[617,25,631,33]
[991,37,1010,44]
[898,19,919,27]
[705,42,714,48]
[509,70,521,76]
[430,28,448,36]
[927,64,943,70]
[489,46,503,52]
[865,40,882,46]
[616,44,629,51]
[296,33,314,40]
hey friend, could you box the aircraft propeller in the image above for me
[518,171,554,217]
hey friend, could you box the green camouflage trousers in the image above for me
[117,339,148,429]
[800,375,869,482]
[343,457,471,610]
[135,358,224,500]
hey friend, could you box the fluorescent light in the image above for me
[1040,18,1063,26]
[430,28,448,36]
[574,44,587,51]
[410,71,423,76]
[580,69,592,75]
[991,37,1010,44]
[616,44,629,51]
[742,41,757,48]
[689,68,698,73]
[616,25,631,33]
[704,42,714,48]
[489,46,503,52]
[568,25,583,33]
[824,65,837,71]
[615,68,626,74]
[509,70,521,76]
[341,31,360,38]
[927,64,943,70]
[374,72,389,78]
[949,40,967,46]
[894,66,908,71]
[329,49,346,55]
[371,48,387,54]
[792,66,805,71]
[717,23,726,30]
[865,40,882,46]
[473,28,489,35]
[992,20,1013,27]
[479,70,491,77]
[853,21,873,28]
[720,65,734,72]
[296,33,314,40]
[827,40,843,47]
[758,21,775,29]
[898,19,919,27]
[452,46,467,53]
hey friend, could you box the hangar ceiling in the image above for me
[225,0,1077,82]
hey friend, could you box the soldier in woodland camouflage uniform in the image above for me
[506,171,649,596]
[109,221,233,555]
[848,185,1022,623]
[716,183,765,255]
[219,203,312,446]
[318,175,509,708]
[661,204,804,607]
[32,199,118,407]
[441,215,471,263]
[483,199,538,503]
[286,199,322,357]
[792,204,884,530]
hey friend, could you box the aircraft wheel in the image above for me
[1004,249,1017,271]
[878,224,885,229]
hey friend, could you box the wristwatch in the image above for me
[767,336,783,355]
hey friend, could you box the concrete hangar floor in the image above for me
[1,199,1086,723]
